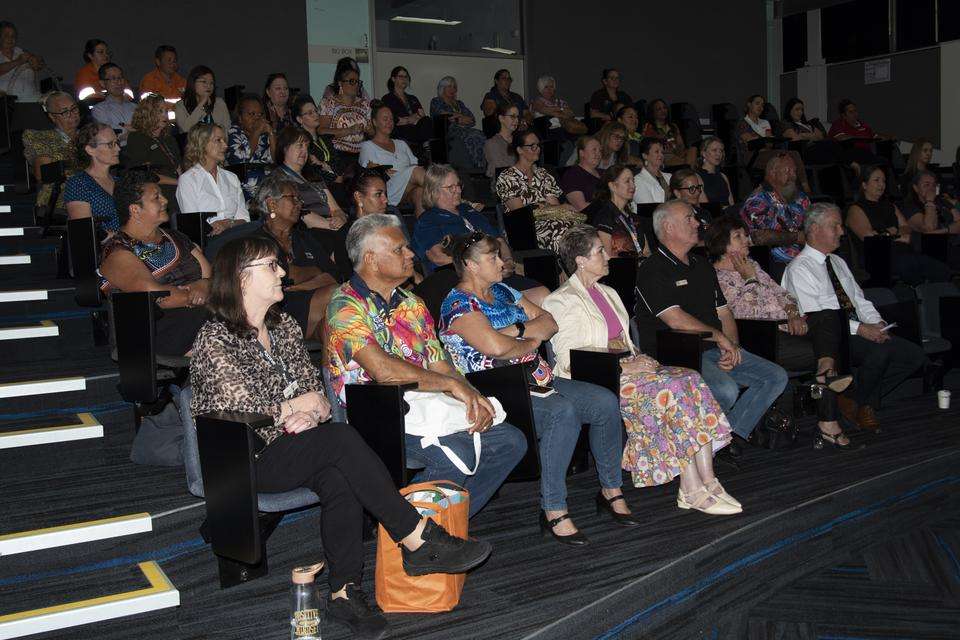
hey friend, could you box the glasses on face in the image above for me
[680,184,703,193]
[242,259,281,272]
[441,182,463,191]
[503,113,519,120]
[50,104,80,117]
[341,78,360,85]
[91,139,120,149]
[519,142,541,150]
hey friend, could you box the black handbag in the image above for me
[749,406,797,450]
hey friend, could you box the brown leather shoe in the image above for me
[836,394,859,426]
[856,406,881,432]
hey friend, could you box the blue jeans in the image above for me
[405,422,527,518]
[700,348,788,439]
[530,377,624,511]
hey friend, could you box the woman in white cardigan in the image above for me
[176,123,249,235]
[543,224,741,515]
[632,137,671,205]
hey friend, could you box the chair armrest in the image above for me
[655,330,710,371]
[346,382,417,488]
[735,318,782,363]
[570,347,628,396]
[195,410,274,565]
[501,204,538,252]
[112,290,170,403]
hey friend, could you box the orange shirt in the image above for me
[74,63,100,96]
[139,68,186,100]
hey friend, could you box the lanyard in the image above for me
[617,210,643,254]
[254,334,298,398]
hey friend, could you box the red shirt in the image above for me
[828,118,875,150]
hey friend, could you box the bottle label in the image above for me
[293,608,320,636]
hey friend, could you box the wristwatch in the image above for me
[514,321,526,337]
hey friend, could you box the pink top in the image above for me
[714,259,797,320]
[588,286,623,340]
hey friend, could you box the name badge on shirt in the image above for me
[675,279,688,287]
[283,381,299,399]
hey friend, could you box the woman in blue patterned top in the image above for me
[438,232,639,546]
[64,122,120,236]
[429,76,486,171]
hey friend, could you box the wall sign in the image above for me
[864,58,891,84]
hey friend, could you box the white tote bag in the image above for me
[403,391,507,476]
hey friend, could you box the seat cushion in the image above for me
[258,488,320,512]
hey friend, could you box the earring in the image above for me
[269,207,276,219]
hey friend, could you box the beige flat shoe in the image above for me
[678,487,742,515]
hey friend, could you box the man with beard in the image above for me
[740,153,811,279]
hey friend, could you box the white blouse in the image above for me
[632,168,672,205]
[176,163,250,225]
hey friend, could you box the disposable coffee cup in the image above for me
[937,389,951,409]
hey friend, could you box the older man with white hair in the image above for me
[326,214,526,517]
[634,201,788,454]
[782,203,926,432]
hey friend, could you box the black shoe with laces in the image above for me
[401,519,492,576]
[327,584,388,640]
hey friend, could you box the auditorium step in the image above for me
[0,411,103,451]
[0,366,121,413]
[0,282,81,313]
[0,511,151,556]
[0,312,101,364]
[0,203,36,227]
[0,319,59,341]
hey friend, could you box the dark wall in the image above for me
[524,0,767,119]
[826,48,940,146]
[4,1,309,96]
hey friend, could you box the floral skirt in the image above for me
[620,366,731,487]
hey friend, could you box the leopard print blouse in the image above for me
[189,313,321,445]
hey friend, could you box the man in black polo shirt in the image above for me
[635,201,788,448]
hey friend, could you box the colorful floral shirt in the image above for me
[714,259,797,321]
[326,274,447,405]
[740,183,810,263]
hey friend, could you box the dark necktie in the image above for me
[825,256,856,317]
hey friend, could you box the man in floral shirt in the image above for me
[740,153,810,273]
[326,214,526,517]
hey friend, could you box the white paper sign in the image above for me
[864,59,891,85]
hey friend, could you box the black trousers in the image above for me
[776,330,839,422]
[255,422,422,591]
[848,334,927,407]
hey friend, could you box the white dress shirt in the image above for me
[632,167,672,205]
[0,47,39,101]
[90,97,138,145]
[176,163,250,225]
[781,244,883,334]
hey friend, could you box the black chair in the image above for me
[570,347,627,397]
[38,159,67,227]
[67,217,103,307]
[430,114,450,165]
[861,234,894,288]
[920,233,951,265]
[633,203,659,218]
[655,329,710,371]
[345,382,418,488]
[177,212,214,249]
[600,256,637,316]
[670,102,703,149]
[495,203,560,289]
[223,85,246,114]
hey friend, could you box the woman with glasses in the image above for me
[63,122,121,235]
[176,123,250,236]
[226,95,275,201]
[669,169,712,242]
[263,73,294,132]
[596,121,632,170]
[633,137,671,204]
[483,103,519,180]
[359,102,426,216]
[585,164,650,257]
[696,136,734,206]
[24,91,81,213]
[99,168,211,356]
[318,66,372,177]
[543,225,740,513]
[642,99,695,168]
[616,106,643,159]
[381,65,433,146]
[175,65,231,133]
[292,94,341,188]
[589,68,632,124]
[496,129,583,253]
[430,76,486,171]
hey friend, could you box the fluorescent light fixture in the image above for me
[481,46,516,55]
[391,16,461,25]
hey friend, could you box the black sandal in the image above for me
[539,512,589,546]
[815,428,859,451]
[813,369,854,394]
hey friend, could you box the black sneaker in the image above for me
[327,584,388,640]
[401,519,492,577]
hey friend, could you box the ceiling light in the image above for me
[391,16,461,25]
[481,46,516,55]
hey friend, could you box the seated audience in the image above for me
[99,169,210,355]
[381,65,433,146]
[273,126,347,231]
[74,39,112,100]
[706,214,856,448]
[174,66,231,133]
[263,73,294,132]
[292,94,341,187]
[546,225,739,513]
[781,98,843,166]
[64,122,120,235]
[903,170,960,240]
[138,45,185,101]
[632,137,672,204]
[560,136,601,211]
[483,103,519,179]
[23,91,80,212]
[740,153,810,271]
[737,94,811,192]
[124,93,181,208]
[596,121,631,170]
[845,165,950,284]
[530,75,586,137]
[496,130,583,253]
[616,105,643,158]
[326,215,527,518]
[585,164,650,257]
[0,21,42,102]
[634,201,788,451]
[322,56,370,101]
[359,101,426,215]
[696,136,734,206]
[319,65,371,177]
[438,232,636,542]
[90,63,137,146]
[669,168,711,239]
[350,170,395,220]
[430,76,486,171]
[226,95,275,201]
[828,98,881,147]
[480,68,532,127]
[176,123,250,235]
[643,99,695,167]
[192,234,491,640]
[589,68,632,123]
[900,138,934,194]
[783,203,927,432]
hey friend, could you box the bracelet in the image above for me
[744,277,758,286]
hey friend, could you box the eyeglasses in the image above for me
[341,78,360,85]
[50,104,80,117]
[441,182,463,191]
[242,259,281,272]
[503,113,519,120]
[91,140,120,149]
[679,184,703,193]
[519,142,541,149]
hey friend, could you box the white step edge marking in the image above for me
[0,376,86,399]
[0,228,24,237]
[0,255,30,265]
[0,205,11,213]
[0,412,101,450]
[0,289,49,303]
[0,510,151,556]
[0,320,58,341]
[0,561,178,639]
[0,185,6,192]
